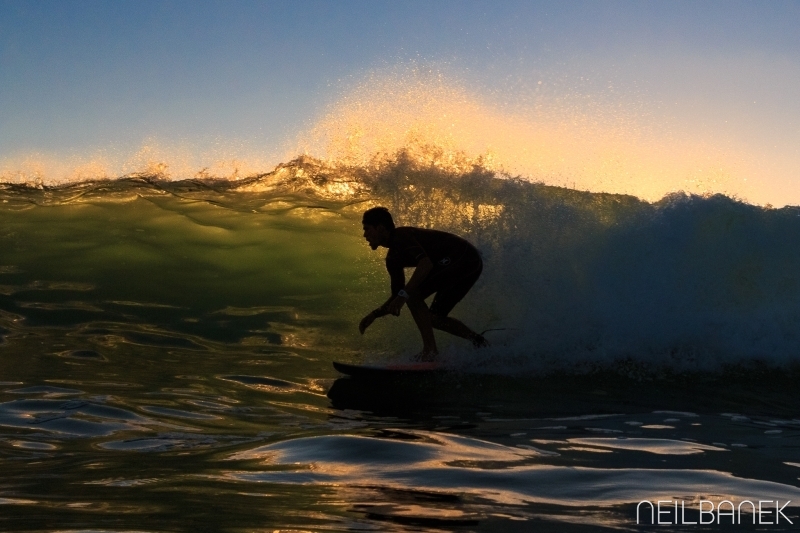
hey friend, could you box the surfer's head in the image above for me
[362,207,394,250]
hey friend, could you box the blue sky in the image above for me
[1,1,798,203]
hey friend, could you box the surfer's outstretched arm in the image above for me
[358,296,395,334]
[361,257,434,333]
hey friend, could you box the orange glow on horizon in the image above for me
[299,68,759,203]
[2,68,794,206]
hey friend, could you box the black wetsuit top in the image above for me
[384,227,482,316]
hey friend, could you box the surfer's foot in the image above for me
[472,334,489,348]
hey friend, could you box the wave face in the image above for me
[2,153,800,372]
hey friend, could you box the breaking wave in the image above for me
[3,151,800,373]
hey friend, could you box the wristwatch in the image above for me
[398,289,410,299]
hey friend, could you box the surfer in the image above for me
[358,207,488,360]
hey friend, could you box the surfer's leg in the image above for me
[426,258,487,346]
[405,295,438,359]
[430,315,489,347]
[429,315,474,338]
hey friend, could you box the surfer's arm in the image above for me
[373,297,395,317]
[386,257,433,315]
[404,256,433,293]
[359,300,393,334]
[359,276,404,332]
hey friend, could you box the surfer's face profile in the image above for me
[363,223,390,250]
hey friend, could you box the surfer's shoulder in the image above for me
[387,226,415,247]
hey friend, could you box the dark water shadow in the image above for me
[328,364,800,419]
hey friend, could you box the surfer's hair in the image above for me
[362,207,395,231]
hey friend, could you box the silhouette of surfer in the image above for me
[358,207,488,360]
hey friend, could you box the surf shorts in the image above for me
[417,255,483,317]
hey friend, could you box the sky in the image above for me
[1,0,799,204]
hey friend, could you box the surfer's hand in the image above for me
[388,296,405,316]
[359,312,376,334]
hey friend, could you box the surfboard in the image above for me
[332,360,445,378]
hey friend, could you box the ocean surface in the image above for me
[2,155,800,532]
